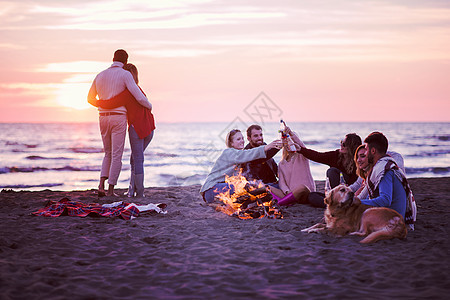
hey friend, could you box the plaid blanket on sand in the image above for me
[32,198,167,220]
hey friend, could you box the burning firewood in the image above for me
[246,185,270,197]
[235,194,251,204]
[214,171,283,219]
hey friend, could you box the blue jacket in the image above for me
[361,170,407,218]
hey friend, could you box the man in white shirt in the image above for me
[88,49,152,196]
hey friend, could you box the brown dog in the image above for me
[301,184,407,243]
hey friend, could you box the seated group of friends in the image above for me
[200,125,416,228]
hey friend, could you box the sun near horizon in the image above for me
[0,1,449,124]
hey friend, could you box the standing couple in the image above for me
[88,49,155,197]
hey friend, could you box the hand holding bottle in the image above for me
[284,125,293,136]
[280,120,297,152]
[287,139,300,152]
[265,139,282,152]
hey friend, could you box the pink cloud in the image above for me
[0,0,449,123]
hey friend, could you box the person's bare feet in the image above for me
[98,177,107,197]
[106,184,117,197]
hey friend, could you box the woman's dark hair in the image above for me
[345,133,362,159]
[226,129,241,148]
[124,63,138,84]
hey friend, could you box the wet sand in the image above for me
[1,177,449,299]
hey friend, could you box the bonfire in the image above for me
[214,171,283,219]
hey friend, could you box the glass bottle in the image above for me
[280,119,296,152]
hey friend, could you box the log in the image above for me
[247,186,269,196]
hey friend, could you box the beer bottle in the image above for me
[279,119,297,152]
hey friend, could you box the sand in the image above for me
[1,177,449,299]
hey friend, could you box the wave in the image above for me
[69,147,103,153]
[159,173,205,186]
[424,134,450,141]
[26,155,71,160]
[154,152,179,158]
[436,135,450,141]
[5,141,38,148]
[145,160,213,168]
[405,150,450,157]
[1,183,64,189]
[406,167,450,174]
[303,140,322,145]
[0,166,100,174]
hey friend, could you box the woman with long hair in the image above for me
[296,132,362,188]
[349,144,372,198]
[268,129,316,207]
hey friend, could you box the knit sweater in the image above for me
[278,153,316,194]
[87,61,151,114]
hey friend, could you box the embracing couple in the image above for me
[87,49,155,197]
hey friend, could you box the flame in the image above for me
[214,170,283,219]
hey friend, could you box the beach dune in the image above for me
[1,177,449,299]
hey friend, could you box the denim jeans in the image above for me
[266,182,280,189]
[129,125,154,176]
[307,192,326,208]
[326,167,351,188]
[203,183,235,203]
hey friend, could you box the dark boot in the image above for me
[135,174,145,198]
[125,172,135,197]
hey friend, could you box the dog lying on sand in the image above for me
[302,184,407,243]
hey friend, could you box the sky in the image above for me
[0,0,449,123]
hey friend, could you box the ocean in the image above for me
[0,122,449,191]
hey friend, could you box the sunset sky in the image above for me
[0,0,449,123]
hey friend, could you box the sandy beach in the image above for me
[1,177,449,299]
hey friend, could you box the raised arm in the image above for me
[284,126,305,151]
[265,147,281,159]
[298,147,338,166]
[221,146,267,165]
[222,140,281,165]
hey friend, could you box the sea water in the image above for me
[0,122,449,191]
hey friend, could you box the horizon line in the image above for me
[1,120,449,125]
